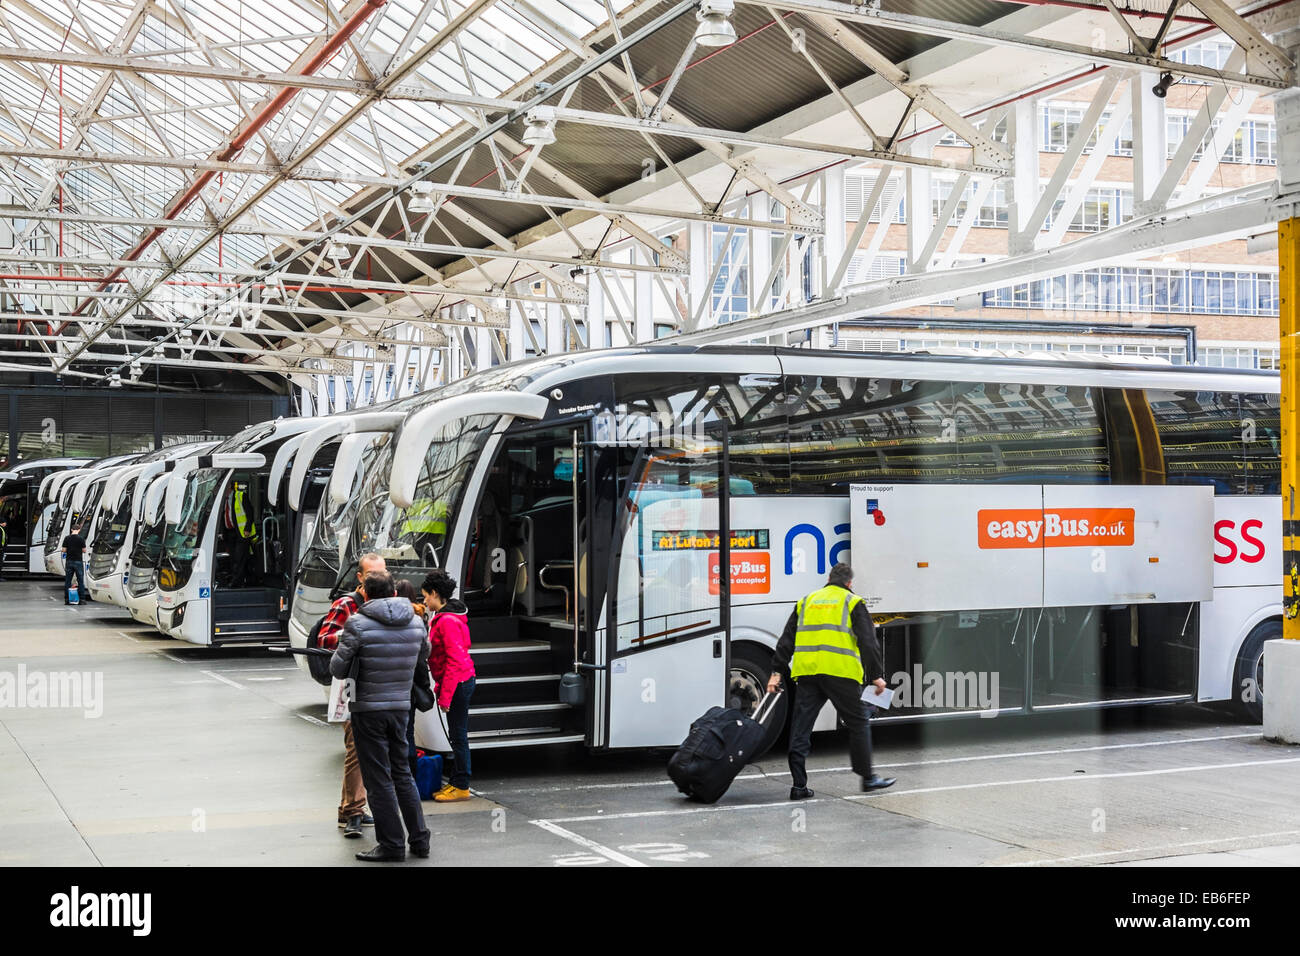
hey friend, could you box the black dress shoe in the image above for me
[410,843,430,859]
[861,775,896,792]
[355,845,405,862]
[338,813,374,827]
[789,786,815,800]
[342,816,364,838]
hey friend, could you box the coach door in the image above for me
[599,431,731,748]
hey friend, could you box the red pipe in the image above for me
[58,0,387,327]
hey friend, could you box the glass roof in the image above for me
[0,0,639,321]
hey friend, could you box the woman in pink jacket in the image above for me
[421,569,475,802]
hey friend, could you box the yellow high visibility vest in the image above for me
[232,485,259,541]
[401,497,448,537]
[790,584,864,682]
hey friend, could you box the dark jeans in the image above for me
[350,709,429,853]
[64,560,88,601]
[405,704,418,779]
[447,677,475,788]
[787,674,873,789]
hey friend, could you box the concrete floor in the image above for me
[3,579,1299,867]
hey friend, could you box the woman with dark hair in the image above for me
[421,568,476,801]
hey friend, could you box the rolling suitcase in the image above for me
[667,692,783,804]
[414,753,444,800]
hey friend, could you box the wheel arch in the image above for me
[1222,604,1282,698]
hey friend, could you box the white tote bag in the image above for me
[327,647,359,723]
[326,676,355,722]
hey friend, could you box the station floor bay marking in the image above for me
[476,732,1260,797]
[530,820,647,867]
[848,755,1300,799]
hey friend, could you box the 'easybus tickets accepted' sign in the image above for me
[977,508,1135,549]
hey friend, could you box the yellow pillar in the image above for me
[1283,217,1300,640]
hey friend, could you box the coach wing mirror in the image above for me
[267,431,310,508]
[103,464,149,514]
[327,430,394,510]
[41,468,90,505]
[388,392,549,510]
[263,417,329,507]
[288,412,405,513]
[143,474,170,524]
[71,475,104,513]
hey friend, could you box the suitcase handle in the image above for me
[751,690,783,725]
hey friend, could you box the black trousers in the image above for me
[787,674,873,789]
[350,709,430,853]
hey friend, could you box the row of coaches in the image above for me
[13,345,1284,758]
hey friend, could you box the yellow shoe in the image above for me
[433,786,472,803]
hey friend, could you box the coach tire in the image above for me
[1233,619,1277,724]
[729,645,788,760]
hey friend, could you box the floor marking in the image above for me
[529,820,647,866]
[545,798,819,824]
[158,651,190,664]
[822,732,1262,775]
[846,755,1300,799]
[198,669,245,691]
[116,631,143,644]
[296,714,329,728]
[1012,829,1300,866]
[244,677,284,682]
[475,732,1259,796]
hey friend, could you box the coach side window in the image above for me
[784,376,955,492]
[950,381,1108,483]
[1143,390,1252,493]
[613,373,790,495]
[1240,392,1280,495]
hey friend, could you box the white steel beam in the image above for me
[755,0,1292,90]
[675,183,1289,345]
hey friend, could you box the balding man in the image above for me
[319,551,387,838]
[767,562,895,799]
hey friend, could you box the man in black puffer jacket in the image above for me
[330,571,433,862]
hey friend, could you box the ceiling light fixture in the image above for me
[694,0,737,48]
[408,181,437,214]
[522,106,557,147]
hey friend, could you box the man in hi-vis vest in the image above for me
[767,562,896,799]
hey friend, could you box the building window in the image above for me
[710,225,749,324]
[984,267,1279,320]
[1041,105,1133,155]
[1045,187,1133,233]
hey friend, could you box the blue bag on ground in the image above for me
[67,585,80,605]
[415,753,443,799]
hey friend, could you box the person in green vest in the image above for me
[400,497,449,540]
[767,562,896,799]
[226,480,260,586]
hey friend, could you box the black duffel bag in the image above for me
[667,692,782,804]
